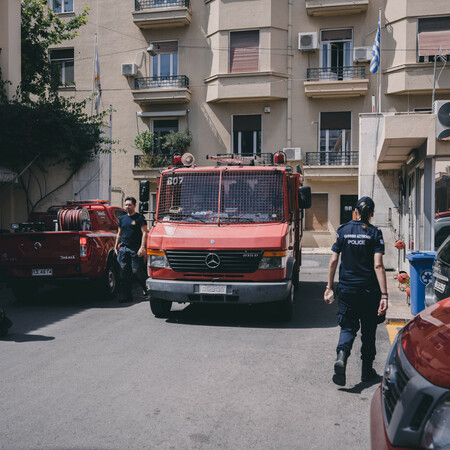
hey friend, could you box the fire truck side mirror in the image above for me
[139,180,150,202]
[298,186,312,209]
[139,202,149,214]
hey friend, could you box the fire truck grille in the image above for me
[165,250,263,273]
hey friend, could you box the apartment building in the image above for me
[2,0,450,258]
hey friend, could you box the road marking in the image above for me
[386,322,404,344]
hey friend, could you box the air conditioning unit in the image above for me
[298,32,318,51]
[121,63,138,77]
[353,46,372,62]
[283,147,302,161]
[433,100,450,141]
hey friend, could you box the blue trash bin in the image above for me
[405,251,436,315]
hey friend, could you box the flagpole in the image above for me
[91,33,97,116]
[377,9,381,113]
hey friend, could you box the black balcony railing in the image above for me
[134,154,174,168]
[305,151,359,166]
[306,66,366,82]
[135,0,189,11]
[134,75,189,90]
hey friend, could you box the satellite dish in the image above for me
[181,152,195,166]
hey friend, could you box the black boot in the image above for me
[333,350,349,386]
[119,279,133,303]
[361,360,378,382]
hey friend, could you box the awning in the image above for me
[0,166,17,183]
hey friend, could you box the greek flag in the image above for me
[370,17,381,74]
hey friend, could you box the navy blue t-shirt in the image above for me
[118,213,147,251]
[331,220,385,288]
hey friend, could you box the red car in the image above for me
[370,298,450,449]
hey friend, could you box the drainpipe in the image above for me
[287,0,293,147]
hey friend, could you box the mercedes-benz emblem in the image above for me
[205,252,220,269]
[34,242,42,250]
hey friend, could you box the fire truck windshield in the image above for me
[157,170,284,224]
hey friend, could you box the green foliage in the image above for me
[163,130,192,153]
[20,0,89,101]
[134,131,162,155]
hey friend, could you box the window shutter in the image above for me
[418,17,450,56]
[154,41,178,54]
[230,31,259,73]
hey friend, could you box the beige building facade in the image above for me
[1,0,450,257]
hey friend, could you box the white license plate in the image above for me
[434,279,446,294]
[32,268,53,277]
[199,284,227,295]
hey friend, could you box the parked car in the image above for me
[426,235,450,308]
[434,216,450,250]
[370,297,450,449]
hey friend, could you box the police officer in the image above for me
[324,196,388,386]
[114,196,148,303]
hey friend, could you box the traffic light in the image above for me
[139,180,149,202]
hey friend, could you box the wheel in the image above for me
[12,282,36,303]
[97,259,119,299]
[150,297,172,318]
[277,283,294,322]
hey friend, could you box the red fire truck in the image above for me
[144,152,311,321]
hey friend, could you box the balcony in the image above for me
[205,72,288,103]
[132,0,191,29]
[305,0,368,16]
[132,154,173,179]
[132,75,191,104]
[303,151,359,180]
[304,66,369,98]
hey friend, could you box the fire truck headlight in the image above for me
[258,251,287,270]
[147,250,170,268]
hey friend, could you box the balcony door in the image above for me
[319,112,351,165]
[232,115,262,155]
[321,29,353,80]
[151,41,178,87]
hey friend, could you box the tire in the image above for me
[97,259,119,299]
[150,297,172,318]
[277,283,294,322]
[12,282,36,304]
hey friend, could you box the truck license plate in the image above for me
[434,279,446,294]
[32,268,53,276]
[199,285,227,294]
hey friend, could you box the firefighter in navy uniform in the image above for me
[324,196,388,386]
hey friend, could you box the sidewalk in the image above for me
[303,247,413,323]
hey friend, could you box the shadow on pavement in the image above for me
[165,280,338,329]
[1,333,55,343]
[338,375,383,394]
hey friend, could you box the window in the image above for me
[418,16,450,62]
[49,49,74,86]
[305,194,328,231]
[152,119,179,153]
[232,115,261,155]
[151,41,178,86]
[319,112,351,164]
[50,0,73,13]
[320,29,353,79]
[230,30,259,73]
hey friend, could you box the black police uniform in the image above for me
[331,219,385,363]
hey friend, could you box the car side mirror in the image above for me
[298,186,311,209]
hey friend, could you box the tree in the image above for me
[0,0,116,215]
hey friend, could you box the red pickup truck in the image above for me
[0,200,125,302]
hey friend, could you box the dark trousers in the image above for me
[336,285,381,362]
[117,246,146,297]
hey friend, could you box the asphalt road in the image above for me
[0,255,390,449]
